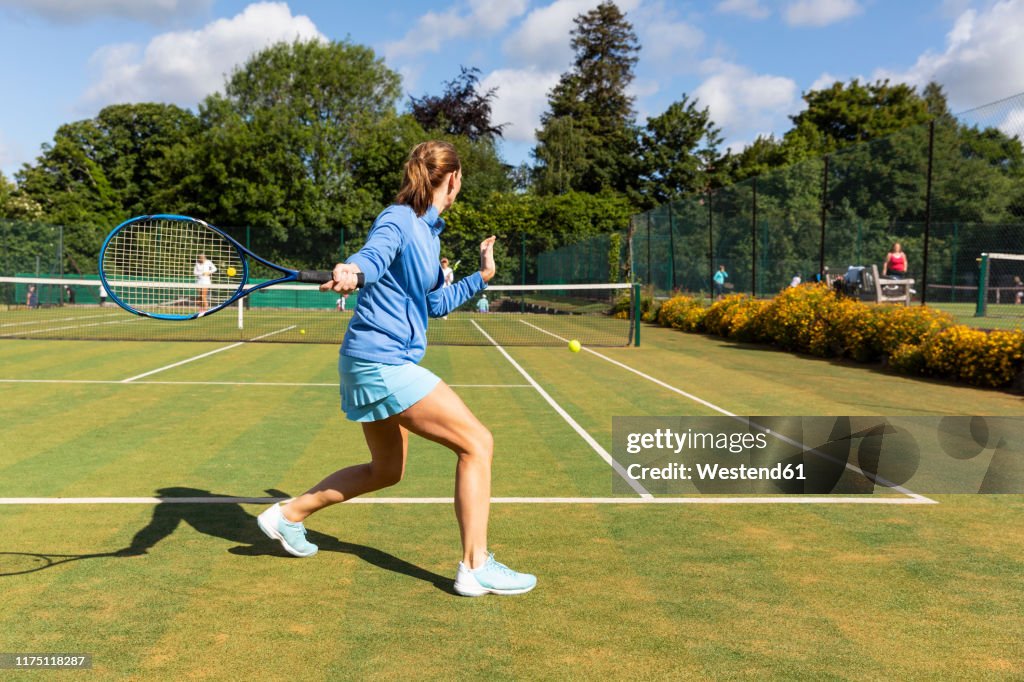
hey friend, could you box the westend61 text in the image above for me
[627,462,805,481]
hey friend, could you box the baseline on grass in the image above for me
[99,214,363,320]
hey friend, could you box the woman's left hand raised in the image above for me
[479,236,497,283]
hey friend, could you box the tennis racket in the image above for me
[99,214,363,320]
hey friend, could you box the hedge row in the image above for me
[646,285,1024,390]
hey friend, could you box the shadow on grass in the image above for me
[3,487,456,594]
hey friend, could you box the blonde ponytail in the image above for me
[395,141,461,216]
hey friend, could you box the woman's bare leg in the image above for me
[282,419,408,522]
[278,380,493,570]
[396,381,492,569]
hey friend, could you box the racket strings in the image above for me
[103,218,245,315]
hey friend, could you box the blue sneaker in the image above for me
[257,503,318,557]
[454,553,536,596]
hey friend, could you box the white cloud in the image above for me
[0,132,16,170]
[809,72,843,92]
[875,0,1024,110]
[480,68,561,142]
[715,0,770,20]
[640,17,704,65]
[502,0,641,70]
[80,2,323,110]
[385,0,529,61]
[0,0,212,24]
[693,59,799,140]
[784,0,862,27]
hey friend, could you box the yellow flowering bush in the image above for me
[759,284,841,356]
[702,294,769,342]
[921,327,1024,388]
[645,283,1024,391]
[888,342,927,376]
[656,295,706,332]
[873,305,955,356]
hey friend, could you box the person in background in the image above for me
[440,257,455,319]
[441,257,454,287]
[476,293,489,313]
[194,254,218,311]
[883,243,908,279]
[790,274,802,288]
[26,284,38,308]
[98,283,108,306]
[65,285,76,304]
[713,265,728,299]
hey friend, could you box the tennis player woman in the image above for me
[258,141,536,597]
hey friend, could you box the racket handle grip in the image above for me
[297,271,365,288]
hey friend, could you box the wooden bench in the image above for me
[865,265,914,305]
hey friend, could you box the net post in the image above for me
[975,253,989,317]
[632,282,641,347]
[238,298,244,330]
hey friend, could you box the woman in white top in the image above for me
[194,254,217,311]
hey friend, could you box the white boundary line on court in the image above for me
[0,317,136,338]
[0,312,122,328]
[518,319,939,504]
[120,325,296,382]
[471,319,653,498]
[0,496,937,505]
[0,379,531,388]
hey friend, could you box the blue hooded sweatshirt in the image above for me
[341,204,486,364]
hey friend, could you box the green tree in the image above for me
[410,67,506,141]
[0,172,42,220]
[16,103,198,271]
[533,1,640,195]
[785,79,932,156]
[162,39,403,268]
[638,95,723,206]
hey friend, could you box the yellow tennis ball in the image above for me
[569,339,581,353]
[226,267,237,277]
[299,329,306,335]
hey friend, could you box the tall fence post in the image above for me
[921,120,935,306]
[521,231,527,286]
[819,155,829,279]
[646,212,652,288]
[707,192,714,296]
[668,203,677,290]
[951,222,959,302]
[751,177,757,296]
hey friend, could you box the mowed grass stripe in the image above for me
[0,384,191,492]
[0,340,233,381]
[0,504,219,676]
[622,325,1024,416]
[144,342,339,385]
[0,383,319,498]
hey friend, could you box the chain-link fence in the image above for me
[628,92,1024,310]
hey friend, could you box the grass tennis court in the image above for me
[2,326,1023,678]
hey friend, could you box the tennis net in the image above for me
[0,277,638,346]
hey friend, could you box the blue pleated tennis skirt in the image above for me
[339,354,441,422]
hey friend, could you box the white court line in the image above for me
[120,325,295,383]
[0,312,122,328]
[519,320,938,504]
[0,379,531,388]
[0,317,136,338]
[0,496,936,505]
[471,319,652,498]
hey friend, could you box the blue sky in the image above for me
[2,0,1023,179]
